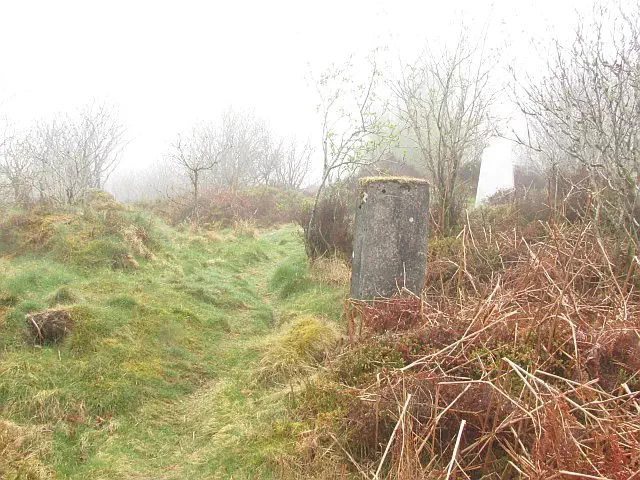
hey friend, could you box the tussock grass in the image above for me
[105,294,138,309]
[256,316,340,385]
[202,229,223,243]
[0,420,54,479]
[270,254,312,299]
[232,218,258,238]
[47,286,82,306]
[309,255,351,286]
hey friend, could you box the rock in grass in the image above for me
[26,309,73,345]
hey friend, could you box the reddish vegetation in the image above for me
[143,187,308,228]
[310,218,640,479]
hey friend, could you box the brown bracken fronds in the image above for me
[296,220,640,479]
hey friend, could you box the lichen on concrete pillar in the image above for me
[350,176,430,300]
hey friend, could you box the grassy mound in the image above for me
[0,196,163,271]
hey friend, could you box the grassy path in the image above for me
[0,221,345,479]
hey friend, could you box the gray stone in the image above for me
[350,177,430,299]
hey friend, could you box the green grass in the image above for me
[0,211,347,479]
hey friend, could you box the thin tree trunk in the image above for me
[306,171,329,258]
[194,170,200,226]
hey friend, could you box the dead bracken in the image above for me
[299,219,640,479]
[26,309,73,345]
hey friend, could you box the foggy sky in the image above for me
[0,0,591,181]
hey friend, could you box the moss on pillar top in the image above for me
[359,176,430,187]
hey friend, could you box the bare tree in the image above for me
[3,103,127,205]
[216,108,265,192]
[0,134,34,205]
[77,103,126,190]
[393,30,497,233]
[307,54,396,255]
[274,139,313,190]
[253,136,313,190]
[170,124,227,224]
[28,119,92,204]
[204,108,312,192]
[249,123,279,187]
[513,3,640,236]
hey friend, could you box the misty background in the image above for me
[1,0,592,195]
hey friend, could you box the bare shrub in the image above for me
[514,3,640,239]
[299,187,353,260]
[145,187,308,229]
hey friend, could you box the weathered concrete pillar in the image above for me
[350,177,430,299]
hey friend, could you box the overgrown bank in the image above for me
[286,206,640,479]
[0,200,346,479]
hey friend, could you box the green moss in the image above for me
[359,175,430,186]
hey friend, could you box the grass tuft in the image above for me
[48,286,82,306]
[270,255,312,299]
[0,420,54,479]
[105,295,138,309]
[256,316,339,386]
[232,219,257,239]
[309,255,351,286]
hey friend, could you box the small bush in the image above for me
[299,187,353,260]
[332,339,405,385]
[143,187,310,228]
